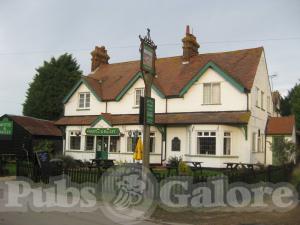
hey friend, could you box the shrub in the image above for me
[56,155,80,169]
[167,156,182,167]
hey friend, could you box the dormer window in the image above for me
[78,92,90,109]
[134,88,144,107]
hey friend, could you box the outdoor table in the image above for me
[184,161,203,175]
[224,162,240,171]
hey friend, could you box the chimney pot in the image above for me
[91,46,110,71]
[182,25,200,62]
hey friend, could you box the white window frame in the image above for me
[134,88,144,107]
[203,83,221,105]
[255,87,259,107]
[197,131,217,155]
[261,91,264,110]
[78,92,91,109]
[223,132,231,155]
[85,135,95,151]
[69,131,81,150]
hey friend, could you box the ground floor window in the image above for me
[223,132,231,155]
[197,131,216,155]
[150,132,155,153]
[127,137,138,152]
[110,136,120,152]
[85,136,94,151]
[70,131,81,150]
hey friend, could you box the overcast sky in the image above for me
[0,0,300,116]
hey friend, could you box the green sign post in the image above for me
[0,118,13,136]
[85,128,120,136]
[146,97,155,125]
[139,28,157,169]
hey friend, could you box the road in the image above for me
[0,210,162,225]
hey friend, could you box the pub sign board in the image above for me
[85,128,120,136]
[36,151,50,168]
[0,118,13,140]
[139,96,155,125]
[141,42,156,75]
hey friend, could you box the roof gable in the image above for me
[64,47,263,101]
[63,77,102,104]
[179,61,245,97]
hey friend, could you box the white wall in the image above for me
[167,68,247,112]
[64,124,162,164]
[64,83,106,116]
[166,124,251,168]
[248,51,272,164]
[107,78,166,114]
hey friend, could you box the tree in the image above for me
[271,137,296,165]
[23,54,82,120]
[280,82,300,128]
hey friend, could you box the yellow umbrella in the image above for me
[133,137,143,161]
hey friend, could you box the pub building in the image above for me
[55,26,285,167]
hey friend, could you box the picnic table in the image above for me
[224,162,257,176]
[184,161,203,175]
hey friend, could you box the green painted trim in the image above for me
[63,78,102,104]
[179,61,245,97]
[91,115,112,127]
[156,125,166,141]
[115,72,165,101]
[115,72,143,101]
[152,85,165,99]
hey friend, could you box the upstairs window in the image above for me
[261,91,264,109]
[255,87,259,107]
[134,88,144,107]
[203,83,220,105]
[79,92,90,109]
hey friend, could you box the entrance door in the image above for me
[96,136,109,159]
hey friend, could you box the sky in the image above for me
[0,0,300,116]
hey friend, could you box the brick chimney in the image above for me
[91,46,110,71]
[182,25,200,62]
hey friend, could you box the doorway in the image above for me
[96,136,108,159]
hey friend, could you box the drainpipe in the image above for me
[105,102,108,113]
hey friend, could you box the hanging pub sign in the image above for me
[0,118,13,140]
[139,96,155,125]
[85,128,120,136]
[139,28,157,75]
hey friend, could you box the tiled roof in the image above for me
[266,116,295,135]
[85,47,263,100]
[7,115,62,136]
[55,111,250,126]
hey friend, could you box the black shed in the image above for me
[0,114,62,159]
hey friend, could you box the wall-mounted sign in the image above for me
[0,118,13,136]
[139,96,155,125]
[86,128,120,136]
